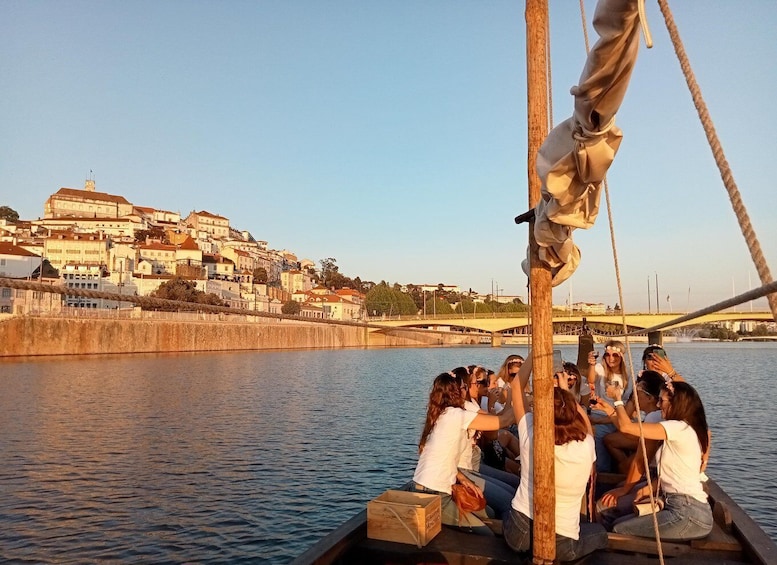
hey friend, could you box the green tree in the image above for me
[150,277,226,310]
[365,282,417,316]
[455,299,494,315]
[134,227,167,244]
[281,300,301,315]
[0,206,20,222]
[429,297,454,315]
[252,267,268,284]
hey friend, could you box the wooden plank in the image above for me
[606,533,691,557]
[290,510,367,565]
[706,478,777,565]
[691,521,741,552]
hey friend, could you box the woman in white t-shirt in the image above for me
[412,371,515,529]
[503,355,608,561]
[602,381,713,540]
[586,340,632,472]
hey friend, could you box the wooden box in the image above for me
[367,490,441,547]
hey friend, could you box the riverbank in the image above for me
[0,315,481,357]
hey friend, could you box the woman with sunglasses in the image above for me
[412,371,515,531]
[586,340,633,472]
[455,366,519,516]
[599,380,713,541]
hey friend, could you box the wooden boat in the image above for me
[293,0,777,563]
[291,477,777,565]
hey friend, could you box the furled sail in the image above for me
[525,0,642,286]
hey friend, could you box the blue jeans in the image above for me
[593,421,616,473]
[503,509,608,562]
[460,469,516,520]
[613,493,713,541]
[479,463,520,490]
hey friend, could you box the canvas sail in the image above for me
[526,0,642,286]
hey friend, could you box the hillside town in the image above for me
[0,180,371,320]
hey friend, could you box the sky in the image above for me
[2,0,775,313]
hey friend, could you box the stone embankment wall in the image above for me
[0,316,475,357]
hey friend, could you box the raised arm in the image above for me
[510,353,533,423]
[604,388,667,441]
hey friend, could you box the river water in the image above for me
[0,342,775,564]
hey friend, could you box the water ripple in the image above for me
[1,343,775,563]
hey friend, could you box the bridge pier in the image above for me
[491,332,502,347]
[647,330,663,346]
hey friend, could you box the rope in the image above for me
[618,280,777,337]
[387,505,422,548]
[578,1,664,559]
[657,0,777,323]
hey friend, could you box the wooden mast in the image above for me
[525,1,554,563]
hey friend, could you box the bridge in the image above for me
[366,311,775,336]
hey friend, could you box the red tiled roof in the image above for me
[177,236,200,251]
[0,242,41,257]
[54,187,131,205]
[192,210,227,220]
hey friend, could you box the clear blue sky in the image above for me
[2,1,775,312]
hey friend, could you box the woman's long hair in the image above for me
[554,388,588,445]
[495,354,524,384]
[563,361,582,399]
[663,381,710,453]
[419,373,464,453]
[602,339,629,380]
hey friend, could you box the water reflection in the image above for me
[1,343,775,563]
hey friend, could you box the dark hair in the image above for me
[663,381,709,453]
[642,344,666,363]
[563,362,581,378]
[419,373,464,453]
[554,388,588,445]
[637,370,664,398]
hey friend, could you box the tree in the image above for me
[319,257,339,287]
[0,206,19,222]
[134,227,167,244]
[281,300,301,315]
[365,282,417,316]
[150,277,226,310]
[252,267,268,284]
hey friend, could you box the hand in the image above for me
[648,354,676,377]
[557,371,569,391]
[587,350,598,366]
[605,380,622,400]
[599,486,629,509]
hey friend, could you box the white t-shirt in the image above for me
[413,406,478,494]
[457,400,482,470]
[591,364,632,411]
[658,420,707,503]
[510,413,596,540]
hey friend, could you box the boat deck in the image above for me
[292,479,777,565]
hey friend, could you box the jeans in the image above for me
[593,421,616,473]
[479,463,520,490]
[503,509,608,562]
[459,468,516,520]
[612,493,713,541]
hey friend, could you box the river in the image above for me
[0,342,775,564]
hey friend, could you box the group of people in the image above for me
[410,342,714,561]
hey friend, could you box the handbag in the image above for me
[451,481,486,515]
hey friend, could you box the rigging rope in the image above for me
[578,1,665,558]
[657,0,777,323]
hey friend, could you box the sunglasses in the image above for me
[637,386,653,397]
[475,380,488,386]
[604,352,621,358]
[508,372,519,378]
[567,376,578,382]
